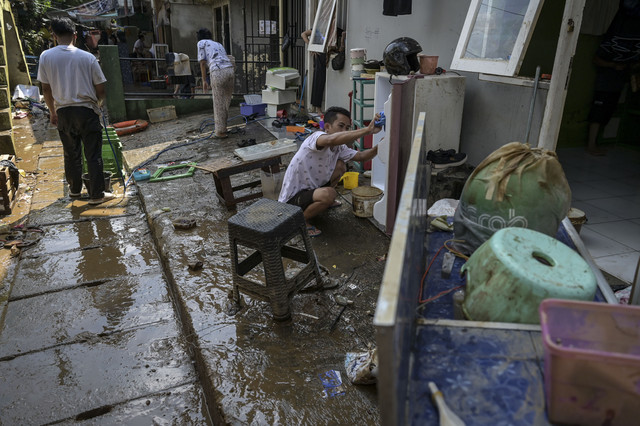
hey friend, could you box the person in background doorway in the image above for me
[37,17,113,205]
[197,28,234,139]
[301,29,326,114]
[133,33,146,57]
[587,0,640,155]
[278,106,382,237]
[116,30,133,84]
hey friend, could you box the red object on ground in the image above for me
[112,119,149,136]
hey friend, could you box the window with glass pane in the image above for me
[451,0,543,76]
[464,0,529,61]
[309,0,337,53]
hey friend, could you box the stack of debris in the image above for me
[262,67,301,118]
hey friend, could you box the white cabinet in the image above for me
[371,72,465,231]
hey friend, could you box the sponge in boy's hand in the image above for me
[374,112,385,129]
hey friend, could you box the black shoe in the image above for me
[427,149,467,169]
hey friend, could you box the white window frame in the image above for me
[451,0,545,76]
[308,0,337,53]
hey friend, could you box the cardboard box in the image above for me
[146,106,177,123]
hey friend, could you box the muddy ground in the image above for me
[0,107,391,424]
[121,109,391,424]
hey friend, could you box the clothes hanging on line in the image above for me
[383,0,412,16]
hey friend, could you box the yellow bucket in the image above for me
[340,172,359,189]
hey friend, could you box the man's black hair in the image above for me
[197,28,213,41]
[138,33,145,39]
[324,106,351,124]
[50,17,76,37]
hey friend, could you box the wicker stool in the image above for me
[228,198,323,320]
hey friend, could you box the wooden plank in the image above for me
[538,0,586,150]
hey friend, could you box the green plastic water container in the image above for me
[461,227,596,324]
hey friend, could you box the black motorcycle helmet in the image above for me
[383,37,422,76]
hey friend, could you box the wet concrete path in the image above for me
[0,109,391,424]
[0,117,209,424]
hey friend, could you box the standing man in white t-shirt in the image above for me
[38,17,113,205]
[278,107,381,237]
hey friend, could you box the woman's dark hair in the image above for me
[197,28,212,41]
[324,106,351,124]
[50,18,76,37]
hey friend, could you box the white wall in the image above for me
[330,1,550,166]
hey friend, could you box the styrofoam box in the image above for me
[146,105,177,123]
[540,299,640,426]
[262,88,296,105]
[265,67,301,90]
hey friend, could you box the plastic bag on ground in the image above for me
[344,348,378,385]
[13,85,41,101]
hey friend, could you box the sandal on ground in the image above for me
[300,277,340,292]
[329,200,342,209]
[307,225,322,237]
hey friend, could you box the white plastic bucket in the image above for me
[350,48,366,59]
[351,186,383,217]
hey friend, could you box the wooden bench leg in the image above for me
[213,173,237,210]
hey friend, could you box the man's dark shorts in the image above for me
[588,66,626,125]
[286,182,331,210]
[588,90,623,125]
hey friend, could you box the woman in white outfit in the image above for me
[197,28,234,139]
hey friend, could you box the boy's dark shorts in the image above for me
[287,189,316,211]
[286,182,331,211]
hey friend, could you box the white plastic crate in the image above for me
[261,88,296,105]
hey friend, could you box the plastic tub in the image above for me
[540,299,640,425]
[240,103,267,117]
[461,228,596,324]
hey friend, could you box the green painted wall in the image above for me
[124,98,215,120]
[99,45,126,122]
[557,34,600,148]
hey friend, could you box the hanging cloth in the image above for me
[383,0,412,16]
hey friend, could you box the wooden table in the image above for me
[210,155,282,210]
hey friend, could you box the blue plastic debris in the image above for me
[374,112,385,130]
[318,370,346,398]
